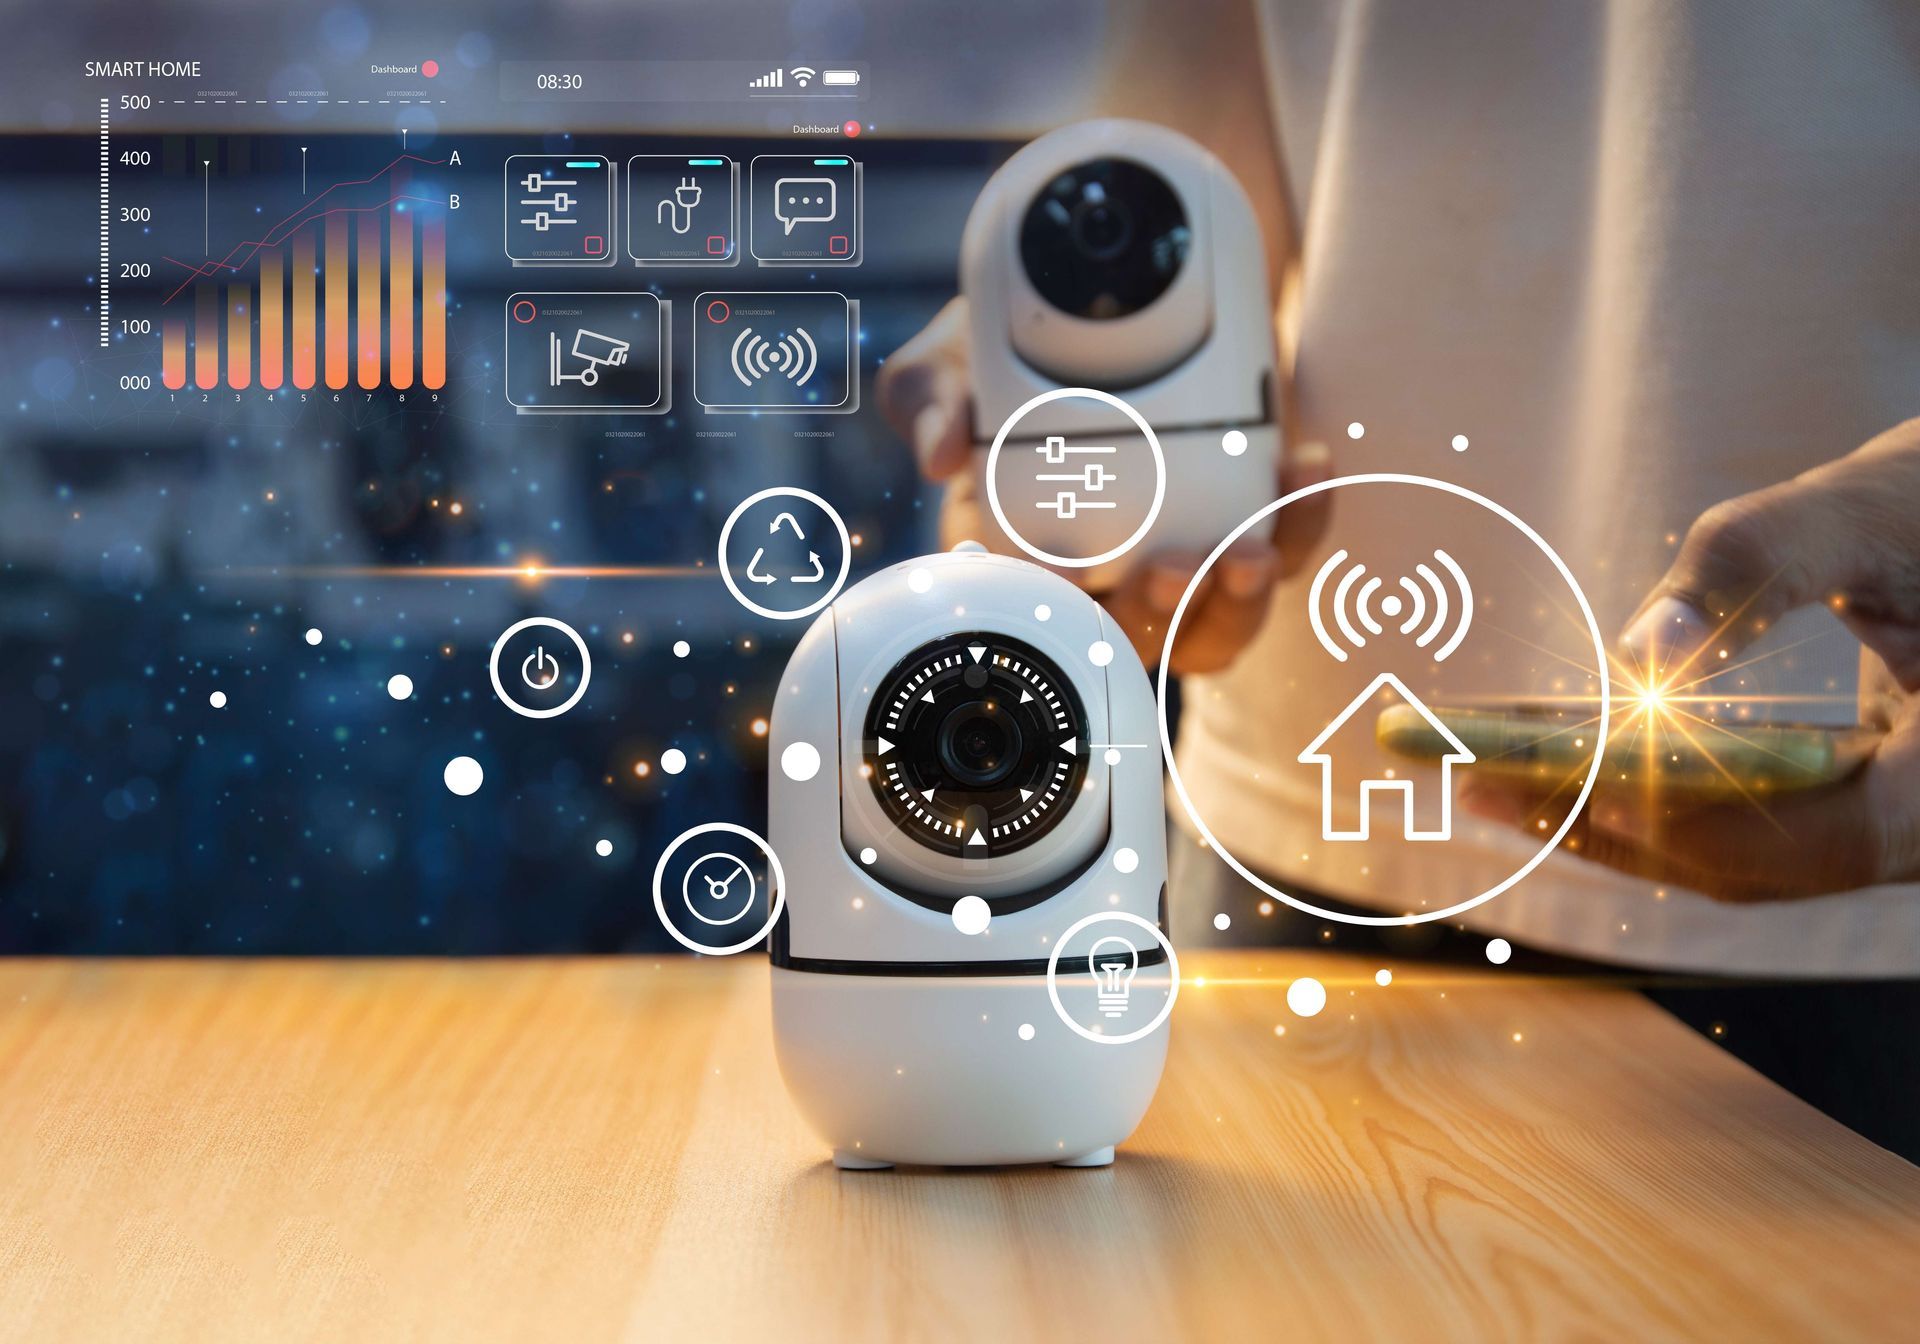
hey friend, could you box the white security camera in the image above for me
[769,544,1172,1168]
[961,118,1281,586]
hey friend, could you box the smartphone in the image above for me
[1375,703,1877,799]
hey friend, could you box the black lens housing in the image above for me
[1018,158,1189,321]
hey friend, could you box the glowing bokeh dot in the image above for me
[673,640,691,658]
[1346,422,1365,440]
[1286,977,1327,1017]
[1113,847,1139,874]
[1213,912,1231,931]
[1017,1022,1036,1041]
[1033,604,1051,621]
[907,566,933,593]
[780,741,822,781]
[595,839,613,858]
[951,895,991,936]
[1486,937,1513,965]
[208,690,227,709]
[386,674,413,700]
[660,748,688,775]
[859,846,877,865]
[1375,968,1393,986]
[1088,640,1114,667]
[443,756,484,796]
[1221,428,1249,457]
[304,627,323,646]
[1103,748,1121,765]
[1452,434,1470,452]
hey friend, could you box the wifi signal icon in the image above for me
[1308,548,1473,663]
[730,325,820,390]
[790,66,817,87]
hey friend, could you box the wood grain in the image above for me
[0,953,1914,1342]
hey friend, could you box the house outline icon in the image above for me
[1298,671,1475,842]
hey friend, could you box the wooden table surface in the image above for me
[2,952,1916,1343]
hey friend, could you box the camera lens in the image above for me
[1019,158,1188,321]
[936,701,1024,789]
[863,633,1090,858]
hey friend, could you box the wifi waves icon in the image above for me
[729,325,819,390]
[790,66,817,87]
[1308,547,1473,663]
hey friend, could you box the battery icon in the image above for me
[822,69,860,87]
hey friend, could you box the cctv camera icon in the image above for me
[549,327,632,387]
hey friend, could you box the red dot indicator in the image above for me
[843,120,862,138]
[706,299,731,324]
[422,59,440,78]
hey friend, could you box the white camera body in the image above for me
[769,545,1170,1168]
[962,118,1281,587]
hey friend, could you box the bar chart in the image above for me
[158,150,449,393]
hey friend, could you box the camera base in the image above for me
[773,964,1168,1168]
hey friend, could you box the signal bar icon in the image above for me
[750,67,784,89]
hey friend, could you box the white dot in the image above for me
[1088,640,1114,667]
[1033,603,1051,621]
[951,895,991,936]
[1380,594,1402,618]
[859,846,877,865]
[304,627,323,646]
[1486,937,1513,965]
[672,640,691,658]
[595,839,613,858]
[907,566,933,593]
[1451,434,1470,452]
[386,674,414,700]
[780,741,822,781]
[661,748,687,775]
[1017,1022,1036,1041]
[1286,977,1328,1017]
[1375,968,1393,987]
[1103,748,1121,765]
[1213,912,1231,931]
[1221,428,1249,457]
[207,690,228,709]
[1113,847,1139,874]
[1346,422,1365,440]
[443,756,483,796]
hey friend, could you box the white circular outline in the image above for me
[717,487,853,621]
[985,387,1166,569]
[1158,472,1610,927]
[488,617,592,720]
[1046,911,1181,1046]
[682,851,757,926]
[652,822,787,956]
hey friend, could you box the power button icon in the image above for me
[521,644,561,690]
[489,617,592,720]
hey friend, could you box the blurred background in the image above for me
[0,0,1281,952]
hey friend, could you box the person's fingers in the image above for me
[875,298,973,481]
[1102,552,1216,671]
[1621,420,1920,677]
[1273,440,1334,577]
[1119,543,1279,676]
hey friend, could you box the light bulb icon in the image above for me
[1089,935,1140,1018]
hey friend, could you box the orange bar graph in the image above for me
[422,213,446,390]
[162,321,187,390]
[389,203,414,390]
[259,247,283,390]
[194,285,219,390]
[325,214,349,390]
[226,287,251,390]
[292,229,316,390]
[356,211,382,389]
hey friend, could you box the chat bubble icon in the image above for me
[774,177,837,236]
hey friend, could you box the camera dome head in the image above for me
[1018,158,1190,322]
